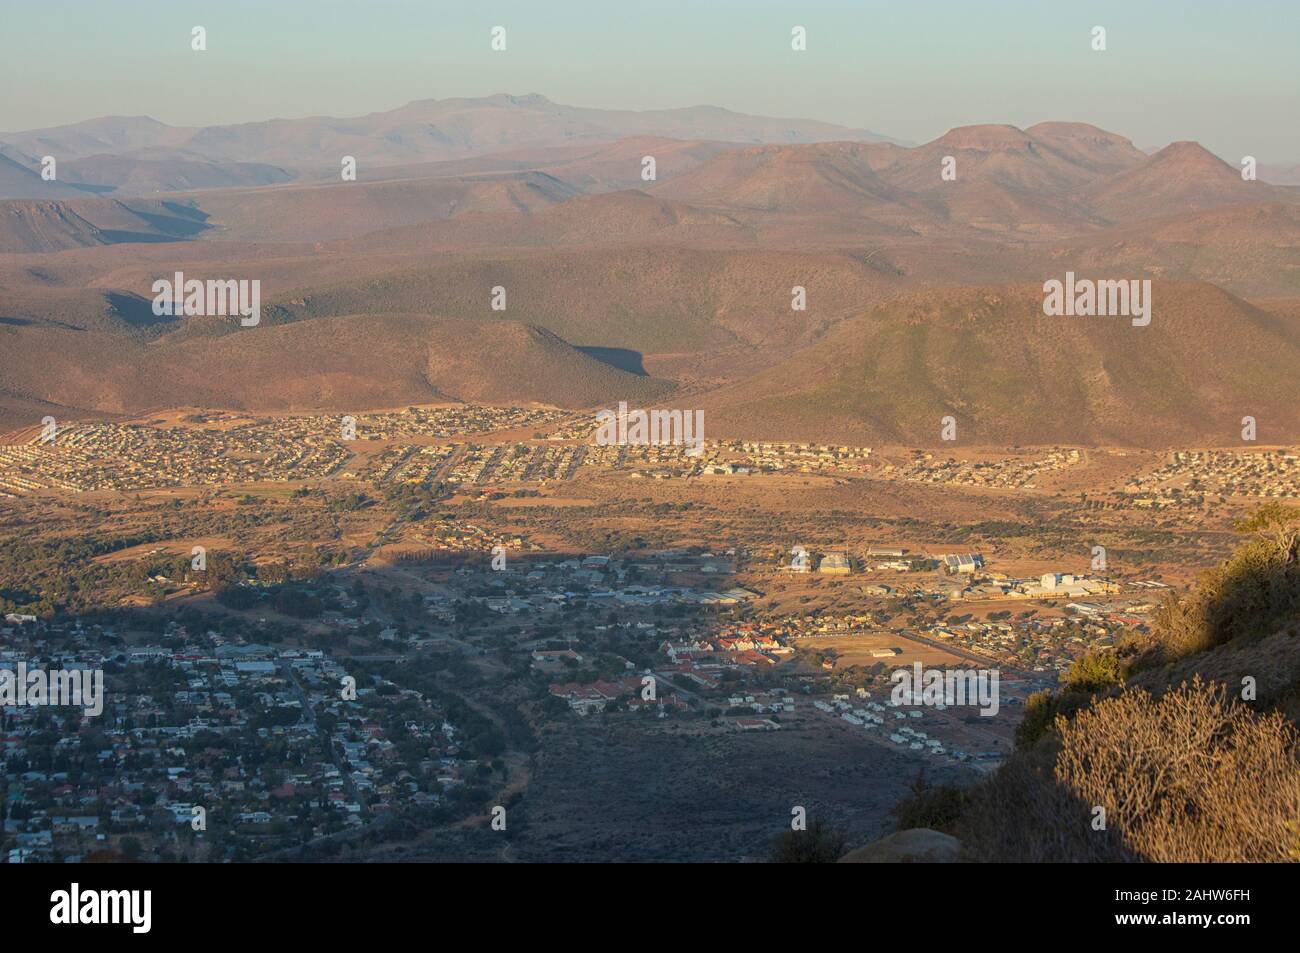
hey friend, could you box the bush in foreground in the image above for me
[962,678,1300,862]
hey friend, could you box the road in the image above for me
[893,628,1033,681]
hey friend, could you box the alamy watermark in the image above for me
[1042,272,1151,327]
[890,662,1000,717]
[152,271,260,326]
[50,883,150,933]
[595,402,704,456]
[0,663,103,716]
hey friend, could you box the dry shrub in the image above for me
[1054,677,1299,862]
[1014,688,1094,750]
[960,735,1139,862]
[911,507,1300,861]
[1144,504,1300,666]
[962,678,1300,862]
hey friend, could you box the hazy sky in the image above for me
[5,0,1299,160]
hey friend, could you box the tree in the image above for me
[890,769,968,833]
[1234,502,1300,564]
[768,819,847,863]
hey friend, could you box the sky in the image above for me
[4,0,1299,161]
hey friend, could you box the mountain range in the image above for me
[0,94,894,196]
[2,94,1298,446]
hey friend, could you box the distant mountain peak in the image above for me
[933,124,1036,152]
[1028,121,1121,138]
[1149,140,1233,169]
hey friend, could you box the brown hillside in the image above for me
[1083,141,1300,222]
[187,171,582,242]
[0,201,108,252]
[696,281,1300,446]
[0,313,673,425]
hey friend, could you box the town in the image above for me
[0,402,1290,861]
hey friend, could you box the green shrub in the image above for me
[1060,650,1124,693]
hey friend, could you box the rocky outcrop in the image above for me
[838,828,961,863]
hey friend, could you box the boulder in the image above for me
[838,828,961,863]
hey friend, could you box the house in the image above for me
[941,554,984,574]
[818,553,852,575]
[1040,572,1077,590]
